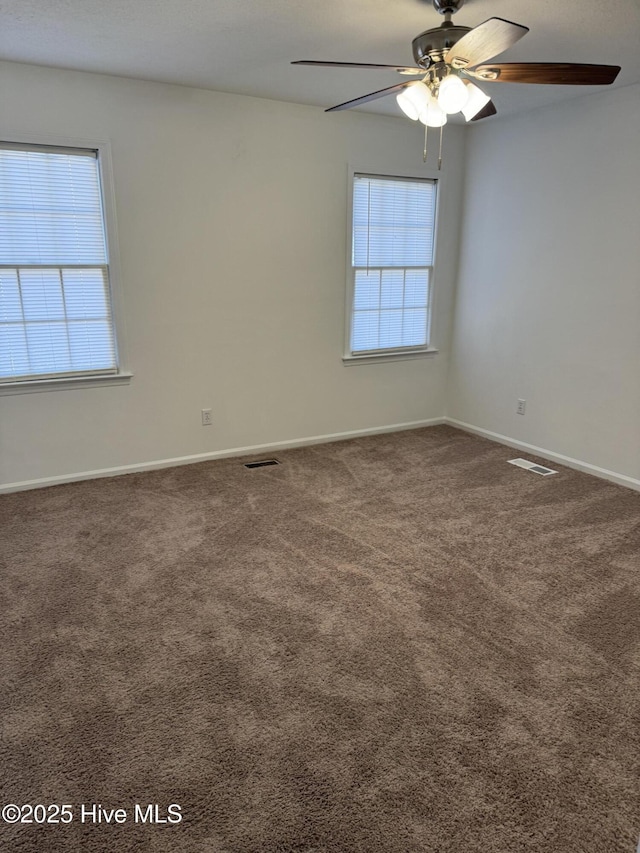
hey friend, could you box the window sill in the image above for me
[343,348,439,366]
[0,372,133,396]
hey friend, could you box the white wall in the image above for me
[448,83,640,483]
[0,61,466,488]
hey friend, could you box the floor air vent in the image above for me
[244,459,280,469]
[508,458,557,476]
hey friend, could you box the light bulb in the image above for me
[461,82,491,121]
[396,81,431,121]
[419,95,447,127]
[437,75,469,114]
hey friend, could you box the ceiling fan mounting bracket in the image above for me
[432,0,465,16]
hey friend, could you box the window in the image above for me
[0,141,125,388]
[346,173,437,360]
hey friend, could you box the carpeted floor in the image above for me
[1,425,639,852]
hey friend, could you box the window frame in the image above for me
[343,166,441,365]
[0,133,131,395]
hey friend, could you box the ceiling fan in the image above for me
[292,0,621,133]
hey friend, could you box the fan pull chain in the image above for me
[423,124,428,164]
[438,124,444,171]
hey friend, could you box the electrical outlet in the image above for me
[517,399,526,416]
[201,408,212,426]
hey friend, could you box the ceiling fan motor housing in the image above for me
[412,24,471,66]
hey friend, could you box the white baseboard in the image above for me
[0,417,445,494]
[446,417,640,493]
[6,416,638,495]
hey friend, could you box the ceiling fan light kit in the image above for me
[292,0,621,166]
[396,80,431,121]
[461,81,491,122]
[437,74,469,112]
[420,96,448,128]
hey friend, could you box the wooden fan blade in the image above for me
[469,62,621,85]
[446,18,529,69]
[469,100,497,121]
[292,60,424,75]
[325,82,411,112]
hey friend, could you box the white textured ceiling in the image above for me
[1,0,638,121]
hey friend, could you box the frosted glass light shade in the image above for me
[437,75,469,114]
[461,82,491,121]
[419,95,447,127]
[396,82,431,121]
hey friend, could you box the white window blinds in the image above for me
[350,174,437,355]
[0,143,118,382]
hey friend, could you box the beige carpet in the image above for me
[1,425,639,852]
